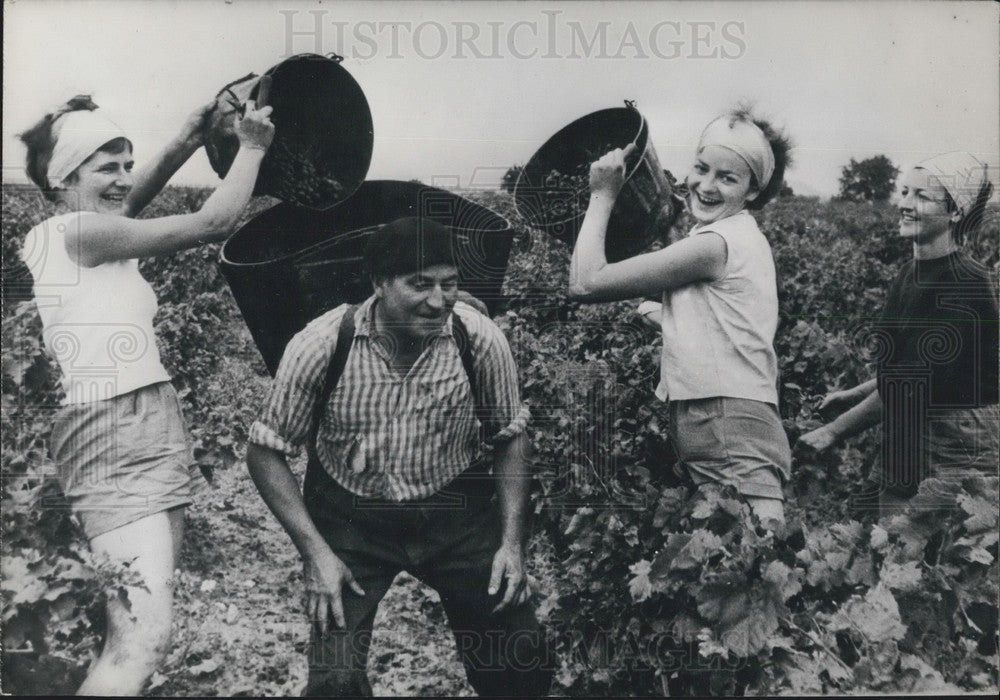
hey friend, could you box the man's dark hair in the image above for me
[363,216,458,281]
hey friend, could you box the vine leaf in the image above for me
[879,560,922,592]
[719,603,779,657]
[762,560,803,601]
[1,556,48,606]
[829,583,907,643]
[671,529,722,571]
[958,492,997,534]
[627,559,653,602]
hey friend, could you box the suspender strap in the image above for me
[449,311,494,441]
[310,305,357,443]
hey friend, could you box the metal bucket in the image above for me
[219,180,515,374]
[205,53,373,210]
[513,102,679,262]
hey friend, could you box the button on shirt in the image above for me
[249,297,530,500]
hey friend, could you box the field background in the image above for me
[2,183,998,696]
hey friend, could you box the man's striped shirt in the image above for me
[249,296,529,500]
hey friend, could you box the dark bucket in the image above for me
[205,53,373,210]
[219,180,515,375]
[513,102,679,262]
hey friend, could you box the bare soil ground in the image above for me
[151,455,484,697]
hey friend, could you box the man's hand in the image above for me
[246,444,367,632]
[303,544,365,631]
[488,542,531,614]
[795,424,840,456]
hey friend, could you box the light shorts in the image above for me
[49,381,205,539]
[668,396,791,501]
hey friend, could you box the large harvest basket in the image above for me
[205,53,374,210]
[220,181,515,374]
[513,102,679,262]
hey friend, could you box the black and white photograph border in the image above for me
[3,0,998,696]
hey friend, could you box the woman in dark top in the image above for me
[797,152,998,512]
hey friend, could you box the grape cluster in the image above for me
[261,138,350,209]
[535,142,623,222]
[537,166,591,221]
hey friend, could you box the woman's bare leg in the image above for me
[747,496,785,528]
[76,507,184,696]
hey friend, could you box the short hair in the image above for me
[726,103,794,210]
[18,95,133,201]
[363,217,458,281]
[944,178,995,245]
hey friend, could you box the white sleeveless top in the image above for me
[657,210,780,405]
[21,212,171,404]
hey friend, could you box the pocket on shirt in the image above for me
[323,434,367,475]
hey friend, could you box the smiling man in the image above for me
[245,216,552,696]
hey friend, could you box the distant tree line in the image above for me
[501,155,903,204]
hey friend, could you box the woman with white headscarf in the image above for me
[570,106,794,527]
[797,152,998,514]
[18,90,273,694]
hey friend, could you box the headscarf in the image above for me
[915,151,991,216]
[46,109,127,187]
[698,115,775,189]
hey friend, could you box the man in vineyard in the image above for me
[245,216,552,696]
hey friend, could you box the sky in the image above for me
[3,0,998,200]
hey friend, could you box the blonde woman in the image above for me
[570,107,794,526]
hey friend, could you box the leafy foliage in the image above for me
[3,179,996,695]
[838,155,901,203]
[501,164,523,194]
[536,470,997,695]
[485,186,997,695]
[1,185,270,693]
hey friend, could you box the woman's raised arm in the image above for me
[570,230,727,302]
[122,101,217,218]
[568,145,726,303]
[67,100,274,267]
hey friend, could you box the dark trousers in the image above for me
[301,459,553,697]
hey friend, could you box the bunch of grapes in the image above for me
[535,142,623,222]
[261,138,350,209]
[538,166,591,221]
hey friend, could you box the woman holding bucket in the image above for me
[18,89,273,694]
[797,153,997,513]
[569,106,793,526]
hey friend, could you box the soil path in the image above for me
[155,448,475,696]
[141,326,554,697]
